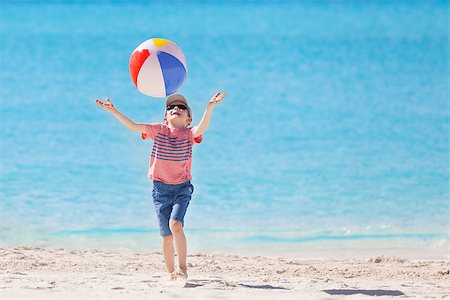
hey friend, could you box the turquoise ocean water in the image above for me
[0,1,448,258]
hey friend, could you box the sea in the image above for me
[0,0,448,259]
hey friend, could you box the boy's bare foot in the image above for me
[176,267,188,280]
[168,271,177,281]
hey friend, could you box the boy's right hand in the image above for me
[96,98,117,113]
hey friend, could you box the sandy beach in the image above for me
[0,246,448,299]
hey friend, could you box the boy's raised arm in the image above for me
[96,98,146,133]
[192,92,227,138]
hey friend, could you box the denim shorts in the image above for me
[152,180,194,236]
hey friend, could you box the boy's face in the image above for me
[164,101,192,127]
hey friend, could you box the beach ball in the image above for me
[129,38,187,98]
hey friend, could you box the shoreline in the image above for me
[1,246,449,299]
[2,233,448,261]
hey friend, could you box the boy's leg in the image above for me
[169,220,187,275]
[152,181,176,278]
[162,235,175,274]
[169,181,192,279]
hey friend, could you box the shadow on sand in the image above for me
[184,279,288,290]
[324,289,405,296]
[238,283,288,290]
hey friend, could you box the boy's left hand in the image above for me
[209,92,227,107]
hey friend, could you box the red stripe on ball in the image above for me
[129,49,151,87]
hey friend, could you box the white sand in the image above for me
[0,246,449,299]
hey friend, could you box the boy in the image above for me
[95,92,227,279]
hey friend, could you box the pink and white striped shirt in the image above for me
[141,124,202,184]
